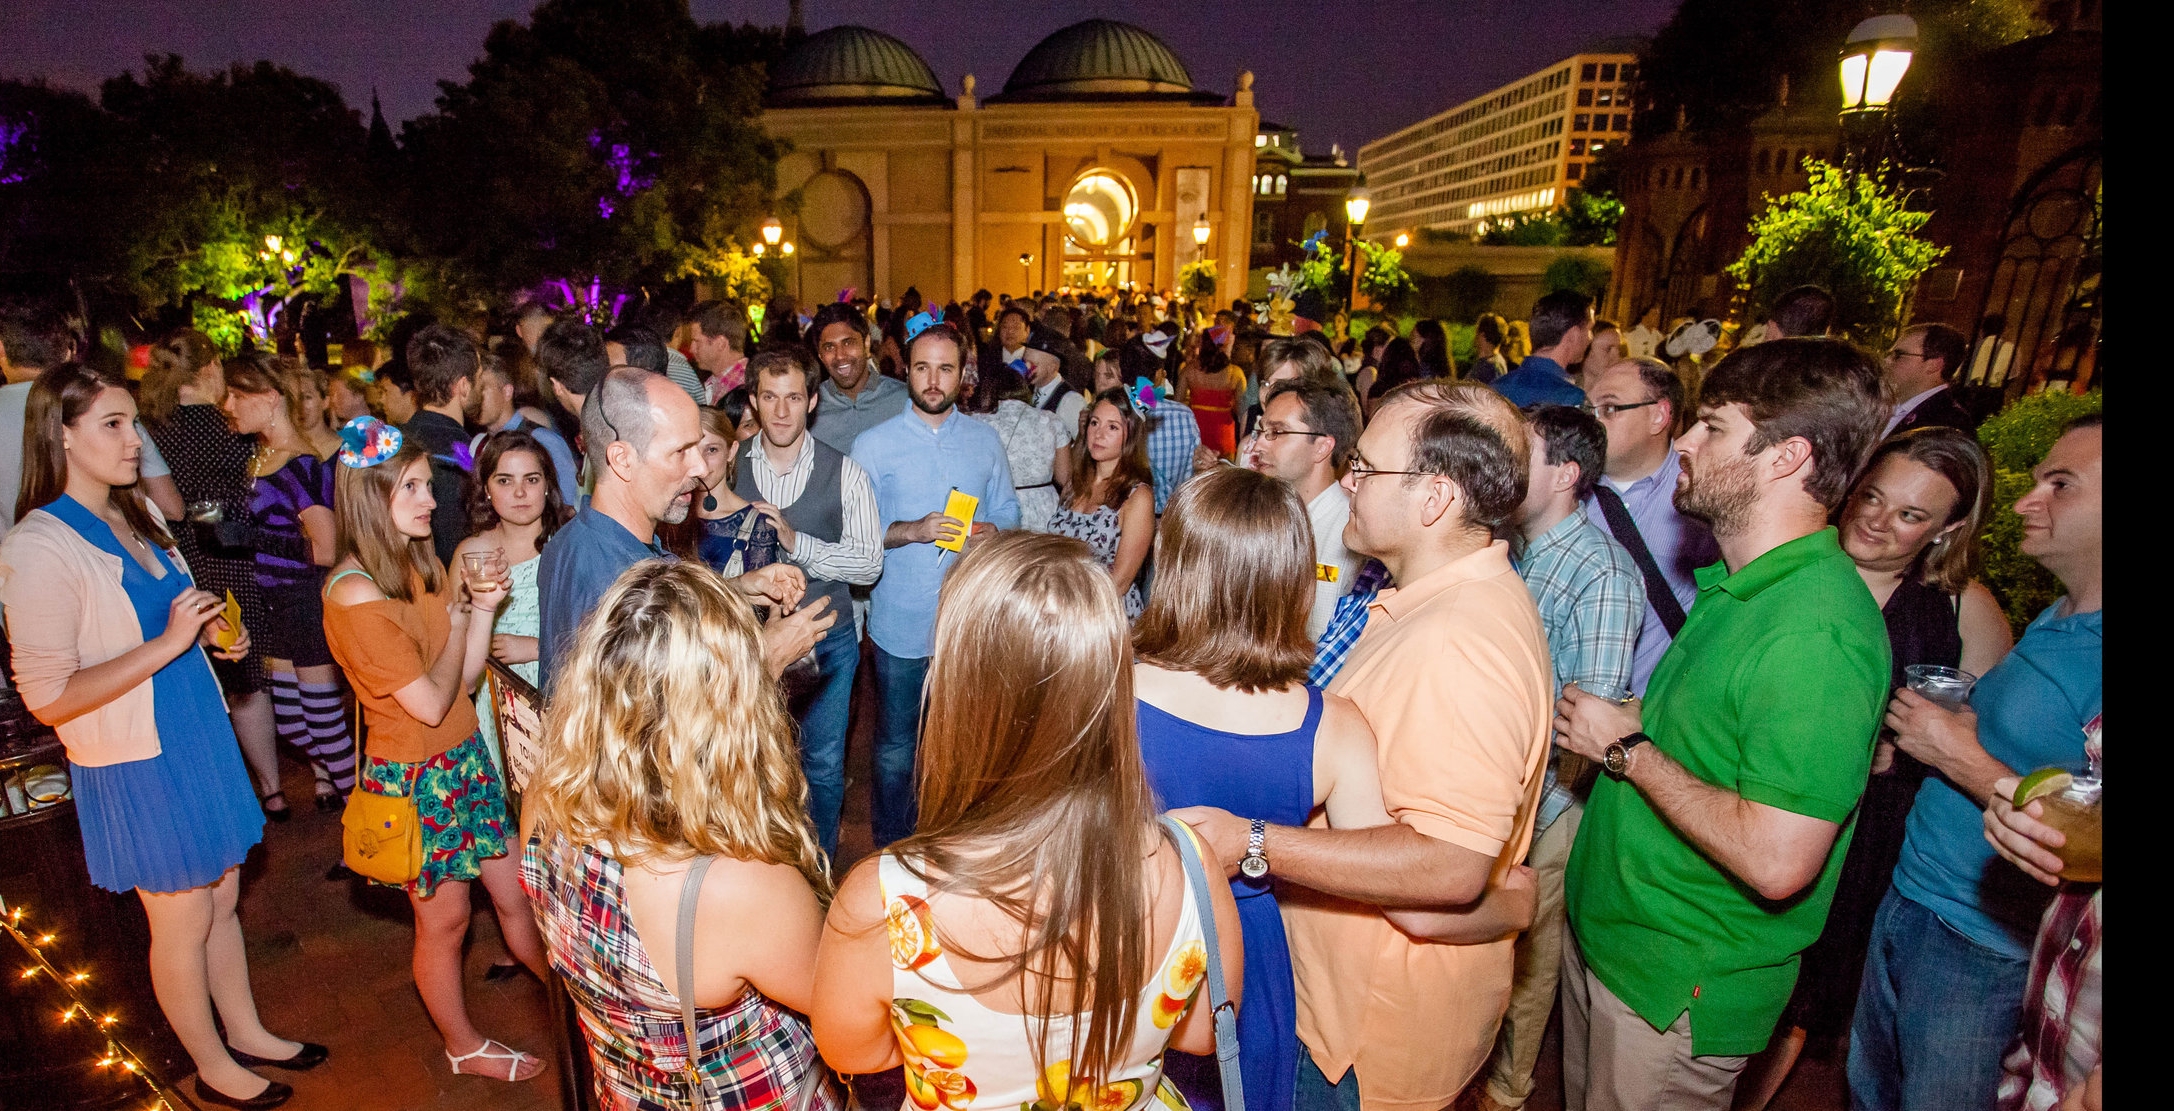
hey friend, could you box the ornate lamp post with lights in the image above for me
[1837,15,1917,172]
[1343,180,1371,311]
[1019,253,1034,294]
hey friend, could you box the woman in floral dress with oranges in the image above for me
[810,533,1243,1111]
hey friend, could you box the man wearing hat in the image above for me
[1023,327,1086,434]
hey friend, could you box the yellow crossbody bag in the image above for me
[341,762,422,885]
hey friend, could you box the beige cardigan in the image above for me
[0,505,212,767]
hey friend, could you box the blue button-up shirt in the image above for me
[813,373,909,456]
[1516,510,1646,834]
[852,408,1021,658]
[1144,400,1202,513]
[1583,452,1720,693]
[536,506,672,691]
[1493,354,1587,408]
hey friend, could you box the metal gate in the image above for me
[1968,142,2101,397]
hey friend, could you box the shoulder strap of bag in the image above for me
[1157,816,1245,1111]
[673,855,834,1110]
[675,855,719,1097]
[1590,485,1687,638]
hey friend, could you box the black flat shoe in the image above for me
[259,792,291,823]
[193,1076,293,1109]
[314,790,343,812]
[483,962,524,983]
[227,1042,329,1070]
[323,862,355,882]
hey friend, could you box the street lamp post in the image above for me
[1019,252,1034,294]
[1343,181,1371,312]
[1837,15,1917,171]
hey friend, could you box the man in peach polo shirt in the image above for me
[1180,380,1555,1111]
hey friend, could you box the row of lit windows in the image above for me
[1368,92,1568,174]
[1378,140,1561,201]
[1579,62,1637,82]
[1253,173,1288,196]
[1567,138,1612,157]
[1575,114,1630,133]
[1575,87,1627,108]
[1361,66,1572,162]
[1372,164,1558,223]
[1367,117,1564,189]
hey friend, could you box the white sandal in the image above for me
[446,1038,539,1081]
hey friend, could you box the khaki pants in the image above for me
[1561,932,1748,1111]
[1479,799,1583,1108]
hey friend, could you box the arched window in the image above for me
[1689,167,1702,189]
[1275,175,1288,195]
[1756,149,1772,174]
[1063,171,1137,251]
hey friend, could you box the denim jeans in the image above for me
[1846,888,2030,1111]
[870,648,928,847]
[1294,1054,1359,1111]
[797,620,862,857]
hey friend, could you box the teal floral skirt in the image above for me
[358,733,509,897]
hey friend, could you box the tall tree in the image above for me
[98,55,383,345]
[399,0,790,305]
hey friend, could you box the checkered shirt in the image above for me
[1144,399,1202,513]
[521,829,837,1111]
[1515,511,1645,835]
[1997,885,2103,1110]
[1308,558,1392,687]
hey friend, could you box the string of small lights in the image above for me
[1,896,201,1111]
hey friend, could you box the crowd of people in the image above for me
[0,280,2100,1111]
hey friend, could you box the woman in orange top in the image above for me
[320,417,548,1083]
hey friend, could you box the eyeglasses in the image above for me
[1346,458,1438,482]
[1258,426,1331,442]
[1580,399,1661,419]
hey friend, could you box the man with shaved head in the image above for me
[536,367,830,689]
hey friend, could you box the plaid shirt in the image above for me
[1308,558,1392,687]
[521,830,837,1111]
[1144,399,1201,513]
[1515,511,1645,835]
[1997,884,2102,1110]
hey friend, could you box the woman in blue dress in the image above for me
[1132,467,1536,1111]
[0,363,320,1110]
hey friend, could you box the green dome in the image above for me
[769,26,945,106]
[1001,20,1196,99]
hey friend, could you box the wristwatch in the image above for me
[1239,819,1270,879]
[1603,732,1652,778]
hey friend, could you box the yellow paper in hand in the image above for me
[933,488,979,553]
[212,589,243,649]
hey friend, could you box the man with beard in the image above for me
[1551,339,1892,1111]
[851,322,1019,846]
[536,368,826,690]
[807,303,908,455]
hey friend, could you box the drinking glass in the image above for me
[2036,773,2102,883]
[1904,664,1976,711]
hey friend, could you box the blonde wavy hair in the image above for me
[525,560,832,897]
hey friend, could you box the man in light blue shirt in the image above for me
[851,322,1019,846]
[1493,290,1593,409]
[1849,415,2102,1111]
[1580,357,1719,693]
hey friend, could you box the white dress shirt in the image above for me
[1305,483,1365,641]
[742,434,883,586]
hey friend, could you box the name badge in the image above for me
[1316,563,1338,583]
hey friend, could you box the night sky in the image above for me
[2,0,1675,156]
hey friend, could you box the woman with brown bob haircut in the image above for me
[812,532,1243,1111]
[1132,467,1538,1111]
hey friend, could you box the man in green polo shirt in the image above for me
[1551,338,1892,1111]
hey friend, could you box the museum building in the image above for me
[759,19,1260,305]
